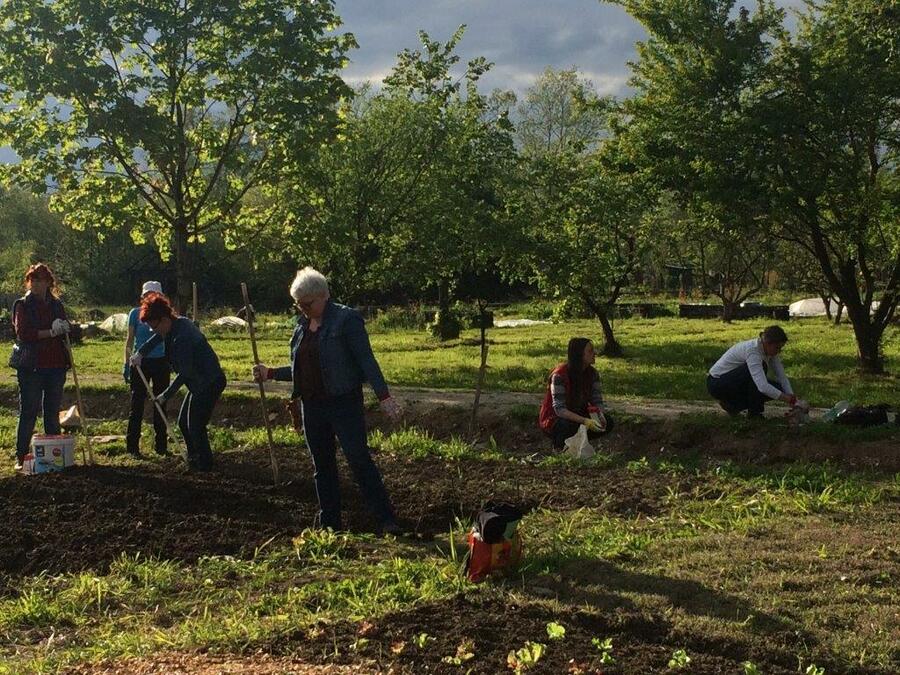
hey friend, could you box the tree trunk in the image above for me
[597,310,623,357]
[845,304,884,374]
[834,302,844,326]
[822,295,833,321]
[173,221,192,314]
[433,278,459,341]
[722,300,738,323]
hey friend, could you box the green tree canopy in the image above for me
[0,0,354,311]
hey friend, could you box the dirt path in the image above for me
[235,381,812,420]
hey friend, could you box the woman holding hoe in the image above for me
[707,325,799,418]
[252,267,404,535]
[123,281,171,458]
[539,337,614,449]
[11,263,72,471]
[130,293,226,471]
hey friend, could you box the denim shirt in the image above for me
[272,301,389,400]
[140,317,225,397]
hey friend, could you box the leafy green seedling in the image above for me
[546,621,566,640]
[507,641,546,673]
[592,636,615,664]
[415,632,433,649]
[742,662,761,675]
[668,648,691,669]
[805,665,825,675]
[442,639,475,666]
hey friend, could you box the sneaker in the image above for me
[127,448,144,459]
[14,459,23,472]
[717,400,741,417]
[154,447,171,457]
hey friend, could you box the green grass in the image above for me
[6,315,895,408]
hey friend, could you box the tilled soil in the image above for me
[278,594,804,674]
[0,446,695,580]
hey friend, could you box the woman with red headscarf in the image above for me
[11,263,71,471]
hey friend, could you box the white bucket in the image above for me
[23,434,76,475]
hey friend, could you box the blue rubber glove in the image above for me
[123,363,130,384]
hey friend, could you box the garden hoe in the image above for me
[241,282,281,485]
[63,333,94,465]
[133,363,188,462]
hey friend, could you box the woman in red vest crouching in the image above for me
[539,337,614,449]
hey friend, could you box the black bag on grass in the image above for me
[474,501,523,544]
[835,404,891,427]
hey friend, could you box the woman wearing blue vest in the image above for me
[252,267,403,535]
[123,281,171,458]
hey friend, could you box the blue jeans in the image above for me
[302,390,395,530]
[177,375,226,470]
[16,368,67,461]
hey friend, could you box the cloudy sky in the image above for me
[336,0,804,99]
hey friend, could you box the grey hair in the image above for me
[290,266,330,301]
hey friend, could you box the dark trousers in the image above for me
[127,357,171,454]
[16,367,66,461]
[177,375,225,469]
[550,414,615,450]
[302,390,395,530]
[707,365,782,416]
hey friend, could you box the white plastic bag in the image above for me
[564,424,595,459]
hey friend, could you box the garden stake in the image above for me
[63,333,94,465]
[134,363,187,461]
[241,282,281,485]
[192,282,199,323]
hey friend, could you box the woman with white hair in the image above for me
[123,281,171,458]
[252,267,403,535]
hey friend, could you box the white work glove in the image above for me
[252,363,270,382]
[380,396,403,420]
[129,352,143,368]
[50,319,70,336]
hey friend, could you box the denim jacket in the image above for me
[140,317,225,396]
[272,301,389,400]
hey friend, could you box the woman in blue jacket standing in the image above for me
[130,293,226,471]
[253,267,403,534]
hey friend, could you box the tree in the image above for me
[280,26,516,329]
[0,0,354,311]
[516,67,611,156]
[511,139,652,356]
[759,0,900,372]
[510,68,645,355]
[614,0,785,321]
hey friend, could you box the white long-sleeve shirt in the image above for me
[708,337,793,400]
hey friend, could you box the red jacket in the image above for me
[539,363,597,433]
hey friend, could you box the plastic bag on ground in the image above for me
[564,424,595,459]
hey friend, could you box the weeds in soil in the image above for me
[0,534,465,673]
[368,427,502,461]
